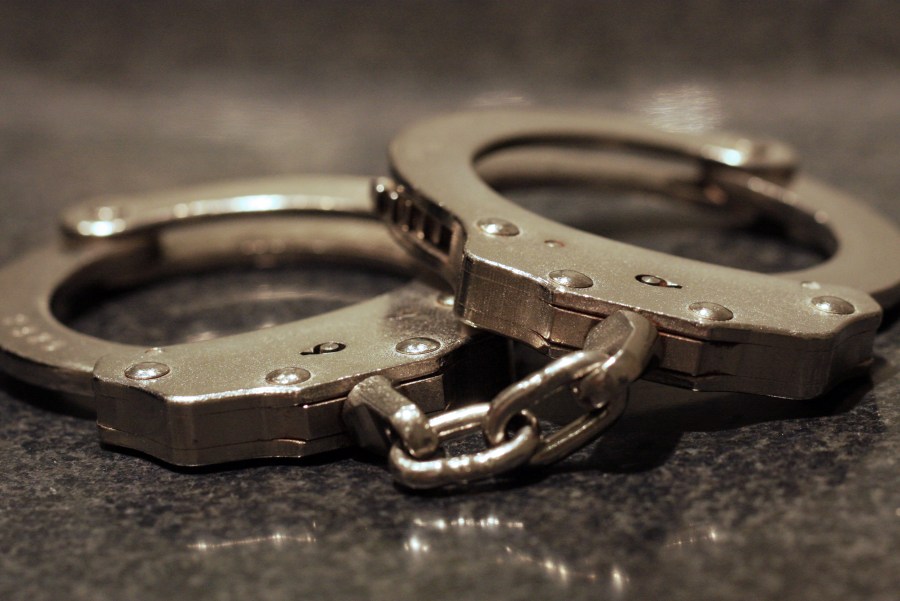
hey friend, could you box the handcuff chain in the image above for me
[344,310,659,489]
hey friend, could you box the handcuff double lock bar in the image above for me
[1,110,898,489]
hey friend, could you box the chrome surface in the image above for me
[346,311,656,487]
[388,402,541,489]
[343,375,439,458]
[386,109,899,399]
[0,175,509,465]
[486,310,657,466]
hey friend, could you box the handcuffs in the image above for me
[1,110,898,489]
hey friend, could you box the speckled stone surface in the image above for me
[0,2,898,600]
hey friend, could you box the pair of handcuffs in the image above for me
[1,110,898,489]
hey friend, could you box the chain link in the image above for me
[343,310,658,489]
[388,403,541,489]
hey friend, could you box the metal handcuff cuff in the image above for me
[1,111,898,490]
[371,110,900,487]
[0,176,509,465]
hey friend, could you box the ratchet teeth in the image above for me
[376,181,454,262]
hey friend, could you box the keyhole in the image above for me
[300,342,346,355]
[636,274,682,289]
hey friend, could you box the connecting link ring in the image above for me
[484,310,658,466]
[388,403,541,489]
[344,310,658,489]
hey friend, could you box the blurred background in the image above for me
[0,2,898,600]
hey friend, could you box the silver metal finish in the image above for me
[124,362,171,381]
[395,337,442,355]
[60,178,384,239]
[386,109,899,399]
[484,310,656,466]
[810,296,855,315]
[688,302,735,322]
[346,310,656,488]
[436,293,455,307]
[388,402,541,489]
[343,375,438,458]
[477,218,520,236]
[265,367,312,386]
[578,308,660,409]
[0,175,510,466]
[710,170,900,308]
[318,342,344,353]
[548,270,594,289]
[637,275,682,289]
[3,109,899,490]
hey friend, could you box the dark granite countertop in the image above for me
[1,2,898,600]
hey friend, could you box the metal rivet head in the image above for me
[374,177,395,195]
[544,240,564,248]
[689,302,734,321]
[801,281,821,290]
[549,270,593,289]
[810,296,855,315]
[734,137,776,161]
[266,367,311,386]
[396,337,441,355]
[92,206,121,221]
[125,362,171,380]
[477,218,519,236]
[436,293,455,307]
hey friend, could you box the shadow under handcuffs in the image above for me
[551,372,877,476]
[393,354,882,496]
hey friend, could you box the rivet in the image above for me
[801,281,821,290]
[266,367,311,385]
[811,296,855,315]
[396,337,441,355]
[689,302,734,321]
[549,270,593,289]
[436,293,455,307]
[93,206,120,221]
[544,240,564,248]
[735,137,776,161]
[172,203,190,218]
[477,218,519,236]
[374,177,394,195]
[125,362,171,380]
